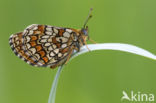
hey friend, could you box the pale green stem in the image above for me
[48,65,64,103]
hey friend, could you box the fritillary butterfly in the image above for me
[9,8,94,69]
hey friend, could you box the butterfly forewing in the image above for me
[9,24,79,68]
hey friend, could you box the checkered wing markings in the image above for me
[21,24,75,67]
[9,32,37,66]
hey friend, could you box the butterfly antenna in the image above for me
[83,8,93,28]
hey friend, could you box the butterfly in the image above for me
[9,8,95,69]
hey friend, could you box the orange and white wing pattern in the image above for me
[9,9,94,69]
[9,24,80,69]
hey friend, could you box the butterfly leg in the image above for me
[85,42,90,51]
[50,64,58,69]
[89,37,97,44]
[79,37,90,51]
[83,39,90,51]
[65,48,73,65]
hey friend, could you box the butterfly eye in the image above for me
[81,29,88,36]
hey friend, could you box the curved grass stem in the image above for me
[48,43,156,103]
[48,65,64,103]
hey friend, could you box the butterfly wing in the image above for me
[9,32,38,66]
[9,24,77,68]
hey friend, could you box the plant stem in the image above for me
[47,43,156,103]
[48,65,64,103]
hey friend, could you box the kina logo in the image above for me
[121,91,154,102]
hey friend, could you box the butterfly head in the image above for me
[81,26,88,36]
[81,26,89,42]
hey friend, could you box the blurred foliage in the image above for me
[0,0,156,103]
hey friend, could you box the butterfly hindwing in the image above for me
[9,32,38,66]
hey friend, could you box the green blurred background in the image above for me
[0,0,156,103]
